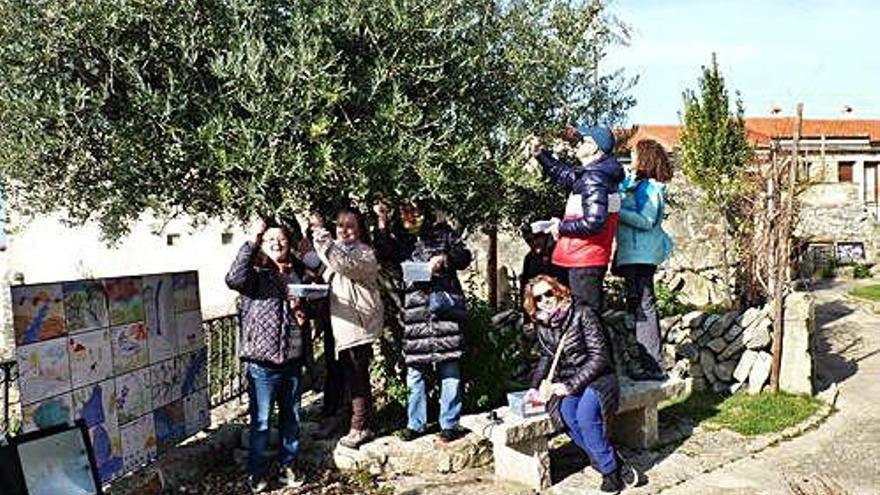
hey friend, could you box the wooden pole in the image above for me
[487,226,498,311]
[770,104,803,391]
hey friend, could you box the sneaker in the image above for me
[246,475,269,494]
[616,452,639,487]
[338,428,374,449]
[278,465,304,488]
[600,468,624,494]
[398,428,425,442]
[437,427,467,443]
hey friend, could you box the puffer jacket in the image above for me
[225,241,305,366]
[529,305,619,431]
[536,151,626,268]
[375,221,472,366]
[615,176,674,267]
[311,229,384,357]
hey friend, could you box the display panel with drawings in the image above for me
[11,271,209,483]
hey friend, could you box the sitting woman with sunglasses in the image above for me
[523,275,637,494]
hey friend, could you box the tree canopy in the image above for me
[0,0,635,238]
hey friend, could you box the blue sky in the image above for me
[606,0,880,125]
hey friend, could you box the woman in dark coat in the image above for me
[374,202,472,443]
[524,274,637,494]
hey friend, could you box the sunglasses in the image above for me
[534,290,555,302]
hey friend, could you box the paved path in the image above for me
[658,282,880,495]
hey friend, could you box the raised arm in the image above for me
[225,241,260,294]
[536,151,579,190]
[559,169,609,237]
[312,228,379,283]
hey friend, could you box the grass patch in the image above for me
[850,284,880,302]
[660,391,822,436]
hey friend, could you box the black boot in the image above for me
[600,468,624,494]
[616,452,639,487]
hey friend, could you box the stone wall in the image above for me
[603,292,815,396]
[795,183,880,264]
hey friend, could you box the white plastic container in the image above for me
[530,219,557,234]
[401,261,432,283]
[287,284,330,300]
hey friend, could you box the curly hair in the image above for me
[634,138,673,183]
[522,274,571,322]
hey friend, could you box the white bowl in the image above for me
[287,284,329,299]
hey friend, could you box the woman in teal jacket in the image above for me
[615,139,674,380]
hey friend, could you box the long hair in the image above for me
[522,274,572,322]
[634,139,673,183]
[335,206,369,245]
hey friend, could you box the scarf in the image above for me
[536,302,571,330]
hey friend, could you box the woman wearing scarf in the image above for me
[311,207,384,449]
[523,275,637,494]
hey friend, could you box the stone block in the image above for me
[492,438,551,490]
[701,314,722,333]
[682,310,708,329]
[663,344,678,370]
[784,293,814,322]
[733,349,759,383]
[707,336,728,353]
[719,338,746,361]
[689,362,704,377]
[708,311,739,338]
[700,349,717,383]
[743,321,772,350]
[748,352,772,394]
[661,315,683,341]
[613,404,659,449]
[780,319,814,395]
[677,341,700,361]
[714,360,737,382]
[736,307,766,330]
[712,381,730,394]
[723,324,745,342]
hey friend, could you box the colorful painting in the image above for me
[105,277,145,326]
[172,272,200,313]
[62,280,109,334]
[149,359,181,408]
[72,380,118,429]
[115,368,152,424]
[111,322,149,374]
[69,328,113,388]
[176,311,204,354]
[179,348,207,397]
[16,338,71,405]
[143,274,177,363]
[184,392,210,436]
[120,414,157,471]
[21,393,73,433]
[72,380,123,482]
[153,400,186,453]
[12,284,66,345]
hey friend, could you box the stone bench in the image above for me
[459,377,692,490]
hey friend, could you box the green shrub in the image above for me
[852,263,872,279]
[656,280,695,317]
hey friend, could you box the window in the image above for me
[838,161,854,182]
[166,233,181,246]
[221,232,234,245]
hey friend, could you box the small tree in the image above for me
[679,53,754,306]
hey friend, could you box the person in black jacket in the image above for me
[523,274,637,493]
[373,202,473,443]
[225,218,308,493]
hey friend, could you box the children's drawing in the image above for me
[105,277,145,326]
[142,274,177,363]
[183,392,209,436]
[153,400,186,453]
[111,322,149,374]
[16,338,71,405]
[115,368,152,424]
[69,328,113,389]
[149,359,181,408]
[62,280,109,334]
[12,284,66,345]
[179,348,207,397]
[21,393,73,433]
[120,413,157,472]
[172,272,200,313]
[175,311,204,354]
[89,422,124,483]
[72,379,118,429]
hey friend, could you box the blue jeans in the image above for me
[246,362,302,477]
[560,387,618,475]
[406,360,462,431]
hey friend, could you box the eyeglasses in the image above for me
[534,290,555,302]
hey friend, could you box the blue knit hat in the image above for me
[576,124,615,153]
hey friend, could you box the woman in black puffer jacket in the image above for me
[524,274,636,494]
[373,202,472,443]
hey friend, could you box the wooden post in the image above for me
[770,104,803,391]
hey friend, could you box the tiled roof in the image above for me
[625,118,880,150]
